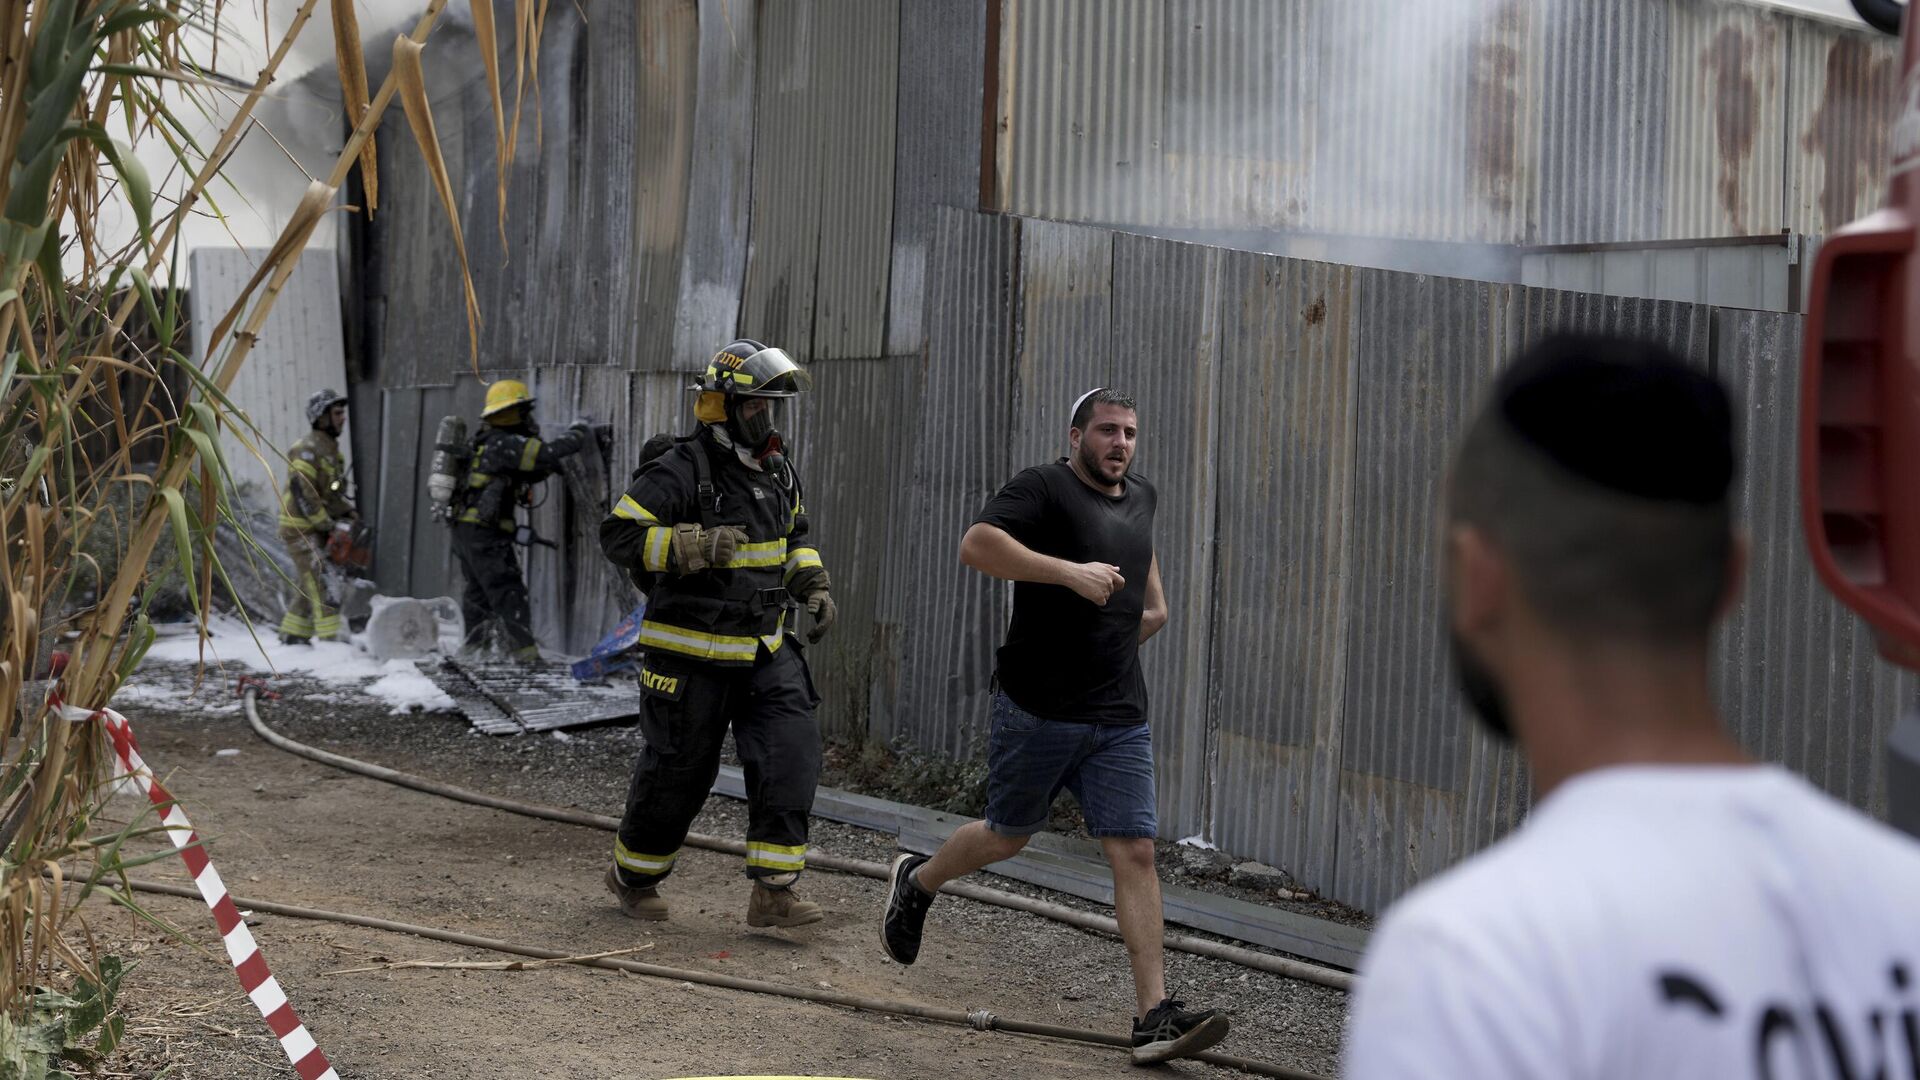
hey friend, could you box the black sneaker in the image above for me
[880,852,935,964]
[1130,998,1229,1065]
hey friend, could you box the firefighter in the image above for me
[277,389,357,645]
[599,339,836,929]
[450,379,591,662]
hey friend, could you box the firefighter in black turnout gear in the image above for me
[450,379,591,662]
[600,340,836,929]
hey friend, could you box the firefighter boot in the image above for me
[605,866,669,921]
[747,877,824,928]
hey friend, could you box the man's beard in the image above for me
[1077,442,1121,483]
[1449,629,1514,742]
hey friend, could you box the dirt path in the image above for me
[75,670,1346,1079]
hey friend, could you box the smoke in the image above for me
[1079,0,1532,284]
[75,1,431,286]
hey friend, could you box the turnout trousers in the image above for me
[277,529,339,640]
[613,642,821,887]
[449,522,535,653]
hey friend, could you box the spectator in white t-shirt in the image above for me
[1343,334,1920,1080]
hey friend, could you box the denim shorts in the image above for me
[983,692,1158,839]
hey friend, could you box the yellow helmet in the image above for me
[481,379,534,419]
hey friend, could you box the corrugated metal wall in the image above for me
[909,208,1908,911]
[344,0,1914,912]
[997,0,1896,245]
[187,249,349,514]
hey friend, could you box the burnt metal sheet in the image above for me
[782,358,919,739]
[366,30,475,389]
[374,387,425,598]
[1662,3,1789,239]
[672,0,756,371]
[368,3,696,383]
[1105,232,1224,844]
[526,365,635,657]
[887,208,1022,758]
[740,0,899,361]
[1208,252,1358,891]
[1785,14,1898,236]
[431,657,639,735]
[888,0,988,355]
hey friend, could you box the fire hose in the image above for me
[229,686,1349,1076]
[238,687,1353,992]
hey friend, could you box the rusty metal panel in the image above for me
[1208,253,1357,888]
[1711,308,1917,815]
[1000,0,1164,225]
[740,0,898,361]
[1663,3,1790,238]
[888,0,987,355]
[1335,272,1519,912]
[1011,219,1114,470]
[888,208,1022,758]
[1786,14,1898,236]
[1106,233,1224,844]
[783,358,919,739]
[524,365,637,656]
[374,387,425,598]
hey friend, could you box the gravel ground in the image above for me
[76,658,1353,1077]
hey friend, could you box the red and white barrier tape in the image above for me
[53,696,339,1080]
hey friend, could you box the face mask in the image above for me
[727,399,781,459]
[1449,627,1514,742]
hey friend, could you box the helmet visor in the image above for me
[733,347,814,397]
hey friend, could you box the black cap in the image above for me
[1494,334,1735,505]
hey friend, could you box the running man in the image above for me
[878,388,1229,1066]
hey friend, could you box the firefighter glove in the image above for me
[671,523,746,574]
[804,590,836,644]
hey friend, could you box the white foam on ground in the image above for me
[134,614,454,716]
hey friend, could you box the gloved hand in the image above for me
[670,523,747,573]
[569,418,593,440]
[804,590,836,644]
[787,567,833,643]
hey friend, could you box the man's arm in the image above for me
[601,458,694,575]
[1139,553,1167,642]
[960,522,1125,606]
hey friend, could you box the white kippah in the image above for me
[1070,386,1106,426]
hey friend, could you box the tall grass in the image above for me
[0,0,536,1064]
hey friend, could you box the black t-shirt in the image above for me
[973,461,1157,724]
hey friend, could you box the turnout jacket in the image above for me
[456,423,588,531]
[600,429,823,666]
[279,429,354,535]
